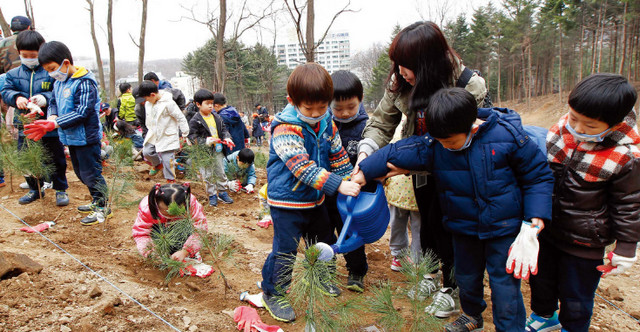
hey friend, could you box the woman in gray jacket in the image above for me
[355,21,487,327]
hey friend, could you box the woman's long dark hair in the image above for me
[387,21,459,112]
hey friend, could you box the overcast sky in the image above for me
[2,0,491,62]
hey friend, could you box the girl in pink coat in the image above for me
[132,183,208,261]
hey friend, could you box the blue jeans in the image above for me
[68,143,107,206]
[261,205,335,296]
[529,238,602,332]
[452,233,525,332]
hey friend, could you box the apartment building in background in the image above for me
[276,30,351,73]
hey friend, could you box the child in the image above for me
[527,74,640,332]
[251,112,264,146]
[0,31,69,207]
[223,148,256,193]
[325,70,370,293]
[132,183,207,261]
[25,41,110,226]
[353,87,554,332]
[260,63,360,323]
[117,83,137,126]
[139,80,189,183]
[187,88,235,206]
[213,92,249,154]
[113,119,143,151]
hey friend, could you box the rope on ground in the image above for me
[595,292,640,325]
[0,203,182,332]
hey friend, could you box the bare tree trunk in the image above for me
[305,0,315,62]
[612,21,618,72]
[590,27,597,74]
[579,18,585,80]
[597,1,607,72]
[108,0,116,101]
[558,23,563,102]
[497,36,501,106]
[526,37,532,108]
[618,1,628,74]
[23,0,35,29]
[0,8,12,38]
[215,0,227,93]
[86,0,106,93]
[137,0,148,84]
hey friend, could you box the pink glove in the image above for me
[233,306,283,332]
[24,120,57,141]
[257,215,272,229]
[20,221,55,233]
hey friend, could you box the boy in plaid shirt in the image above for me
[527,73,640,332]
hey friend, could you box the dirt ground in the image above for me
[1,93,639,332]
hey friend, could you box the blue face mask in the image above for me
[49,60,69,82]
[296,107,328,125]
[564,122,612,143]
[333,112,359,123]
[445,129,474,152]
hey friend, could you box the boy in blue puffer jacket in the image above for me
[1,31,68,207]
[353,87,554,332]
[260,63,360,323]
[24,41,109,226]
[213,92,249,155]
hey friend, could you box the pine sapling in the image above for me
[183,143,223,203]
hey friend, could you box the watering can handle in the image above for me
[333,195,360,254]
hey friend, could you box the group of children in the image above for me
[2,25,637,332]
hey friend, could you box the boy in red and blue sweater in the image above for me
[260,63,360,323]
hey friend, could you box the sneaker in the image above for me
[525,312,562,332]
[0,178,5,188]
[218,191,234,204]
[262,293,295,323]
[408,275,438,301]
[77,202,97,213]
[390,256,404,272]
[425,287,459,318]
[55,191,69,206]
[19,190,44,205]
[19,182,30,189]
[443,313,483,332]
[149,164,163,176]
[346,274,365,293]
[80,207,112,226]
[209,194,218,207]
[318,278,341,297]
[42,182,53,190]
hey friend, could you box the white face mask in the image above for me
[49,60,70,82]
[564,122,612,143]
[20,56,39,69]
[296,107,328,125]
[333,113,359,123]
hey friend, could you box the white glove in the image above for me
[506,221,539,280]
[26,102,44,116]
[243,184,255,194]
[598,251,637,277]
[30,94,47,107]
[180,262,214,278]
[205,137,216,146]
[227,180,241,192]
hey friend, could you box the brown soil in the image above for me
[1,94,639,331]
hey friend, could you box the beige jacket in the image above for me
[359,61,487,155]
[143,90,189,152]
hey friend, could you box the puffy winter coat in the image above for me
[224,150,257,186]
[188,111,231,151]
[252,116,264,138]
[267,104,352,209]
[1,63,56,136]
[359,108,554,239]
[332,103,368,165]
[143,90,189,152]
[218,105,249,154]
[543,110,640,259]
[49,67,102,146]
[132,194,207,257]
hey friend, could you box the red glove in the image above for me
[223,138,236,149]
[24,120,57,141]
[234,306,261,332]
[245,138,250,147]
[257,215,272,229]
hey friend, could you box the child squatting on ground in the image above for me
[353,87,554,332]
[132,183,211,277]
[260,63,360,323]
[24,41,110,226]
[526,73,640,332]
[224,148,257,194]
[139,80,189,183]
[187,88,236,206]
